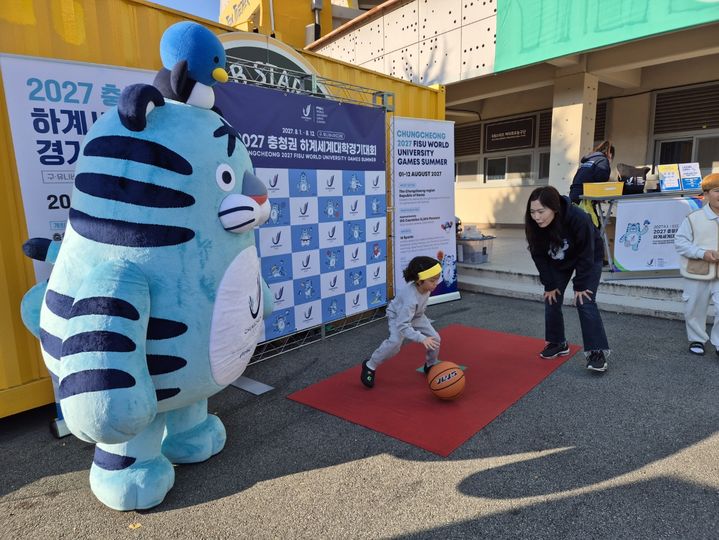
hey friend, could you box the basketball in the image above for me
[427,361,465,400]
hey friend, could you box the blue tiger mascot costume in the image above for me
[20,22,272,511]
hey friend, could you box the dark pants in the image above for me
[545,261,609,352]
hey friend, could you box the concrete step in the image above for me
[458,265,715,322]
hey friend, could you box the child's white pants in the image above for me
[682,278,719,348]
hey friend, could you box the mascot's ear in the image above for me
[118,84,165,132]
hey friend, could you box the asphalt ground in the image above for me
[2,292,719,539]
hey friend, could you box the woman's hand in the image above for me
[422,336,440,351]
[574,289,594,305]
[543,289,561,304]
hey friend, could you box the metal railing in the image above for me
[225,55,394,110]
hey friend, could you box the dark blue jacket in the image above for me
[568,151,611,203]
[530,196,604,292]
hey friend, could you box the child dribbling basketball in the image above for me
[360,256,442,388]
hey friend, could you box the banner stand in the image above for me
[231,376,275,395]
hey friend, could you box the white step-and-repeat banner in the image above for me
[391,117,458,303]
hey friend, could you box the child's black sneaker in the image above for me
[689,342,705,355]
[423,362,436,375]
[539,342,570,359]
[586,351,608,372]
[360,360,375,388]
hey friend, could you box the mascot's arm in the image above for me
[58,260,157,445]
[262,278,273,318]
[20,238,62,338]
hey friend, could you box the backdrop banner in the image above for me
[216,83,387,342]
[0,54,153,281]
[391,116,458,303]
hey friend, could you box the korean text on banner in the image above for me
[215,83,387,343]
[0,54,154,282]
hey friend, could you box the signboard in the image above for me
[216,83,387,342]
[613,197,702,272]
[483,116,535,152]
[657,164,682,192]
[220,33,328,95]
[391,116,458,304]
[0,54,154,281]
[679,162,702,191]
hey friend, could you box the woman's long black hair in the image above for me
[525,186,564,254]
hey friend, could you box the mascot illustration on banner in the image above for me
[20,22,272,511]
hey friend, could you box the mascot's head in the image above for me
[160,21,228,86]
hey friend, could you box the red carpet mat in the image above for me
[288,324,580,456]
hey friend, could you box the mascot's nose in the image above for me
[242,170,270,225]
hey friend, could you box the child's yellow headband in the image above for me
[417,263,441,280]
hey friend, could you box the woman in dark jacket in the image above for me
[525,186,610,372]
[569,140,615,204]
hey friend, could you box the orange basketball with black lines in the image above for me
[427,361,465,401]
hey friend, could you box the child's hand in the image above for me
[422,336,440,351]
[702,250,719,262]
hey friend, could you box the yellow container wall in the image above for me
[0,0,443,418]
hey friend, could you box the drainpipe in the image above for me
[268,0,276,37]
[311,0,322,41]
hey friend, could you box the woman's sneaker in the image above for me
[586,351,608,372]
[689,342,705,355]
[360,360,375,388]
[540,342,570,359]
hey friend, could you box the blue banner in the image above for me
[216,83,387,341]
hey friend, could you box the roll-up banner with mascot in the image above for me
[2,21,387,511]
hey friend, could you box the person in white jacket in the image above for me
[360,256,442,388]
[674,173,719,356]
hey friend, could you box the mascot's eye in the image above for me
[214,56,219,64]
[215,164,236,191]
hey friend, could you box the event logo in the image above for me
[274,286,285,300]
[304,306,313,320]
[301,104,312,121]
[301,254,311,268]
[269,174,279,188]
[351,247,359,261]
[373,267,381,279]
[327,225,337,239]
[373,222,381,233]
[352,293,360,306]
[272,231,282,245]
[327,175,335,188]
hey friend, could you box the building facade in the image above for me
[307,0,719,226]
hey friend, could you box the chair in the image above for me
[617,163,650,195]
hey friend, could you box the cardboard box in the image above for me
[457,237,494,264]
[583,182,624,197]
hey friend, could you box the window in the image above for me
[658,139,692,165]
[456,160,479,182]
[539,152,550,179]
[484,153,533,183]
[696,136,719,176]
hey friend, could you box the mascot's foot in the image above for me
[162,413,226,464]
[89,455,175,511]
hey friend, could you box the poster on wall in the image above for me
[613,197,702,272]
[0,54,154,281]
[215,83,387,342]
[391,116,458,304]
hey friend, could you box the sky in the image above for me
[152,0,221,22]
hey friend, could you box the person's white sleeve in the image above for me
[674,217,705,259]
